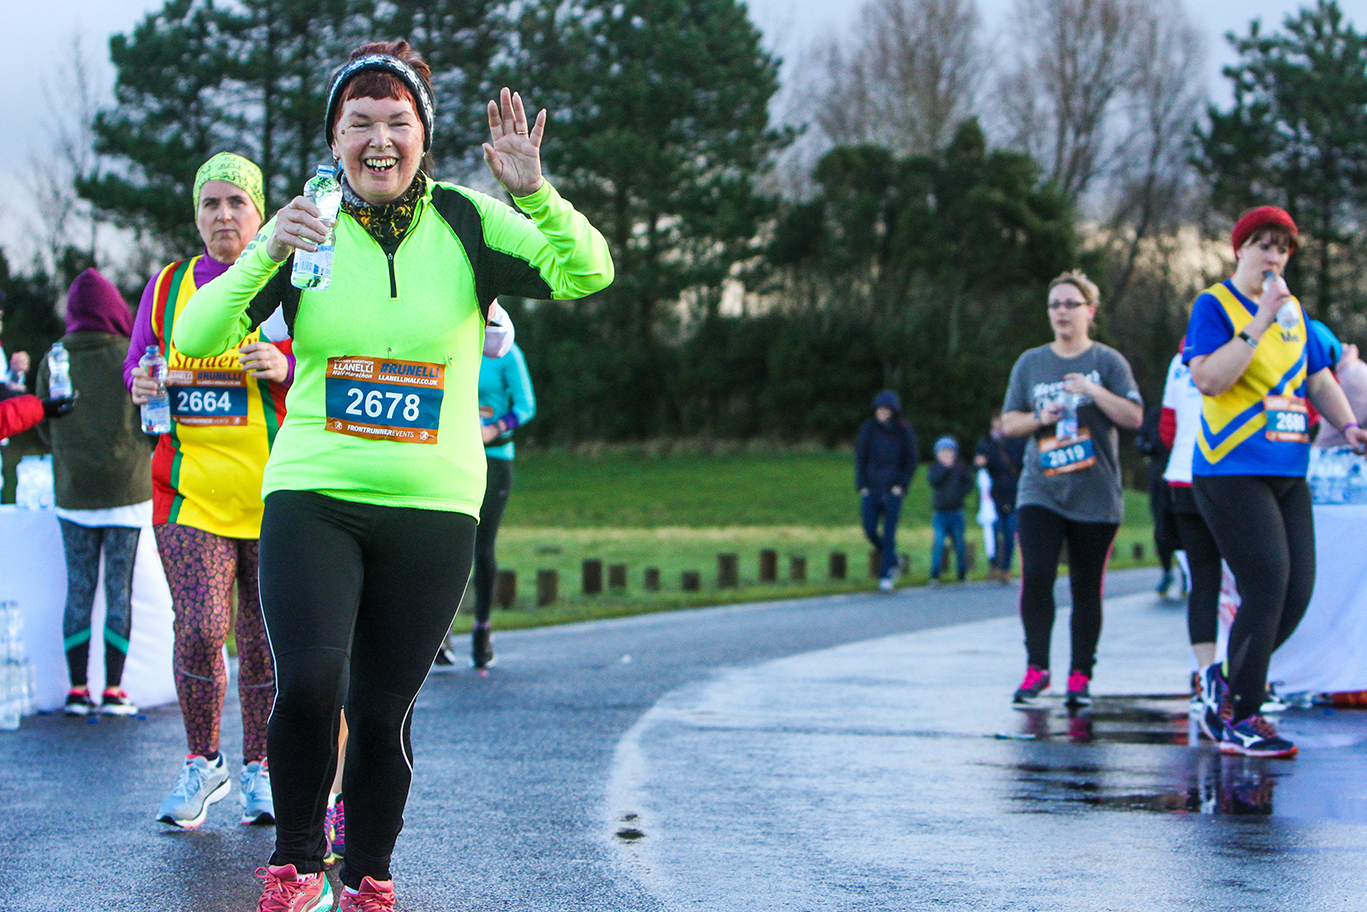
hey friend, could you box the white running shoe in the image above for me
[240,759,275,825]
[156,754,230,828]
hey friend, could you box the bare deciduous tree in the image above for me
[994,0,1145,205]
[812,0,985,156]
[29,33,108,280]
[1104,0,1206,308]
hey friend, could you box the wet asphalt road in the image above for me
[2,568,1364,911]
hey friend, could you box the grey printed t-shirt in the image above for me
[1002,342,1142,524]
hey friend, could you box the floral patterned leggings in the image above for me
[154,523,274,763]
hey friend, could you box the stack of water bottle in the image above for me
[1307,446,1367,505]
[0,601,35,730]
[14,455,54,509]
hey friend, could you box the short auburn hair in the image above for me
[328,40,432,142]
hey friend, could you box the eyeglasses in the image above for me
[1048,299,1088,311]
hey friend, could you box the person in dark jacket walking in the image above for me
[975,411,1025,582]
[928,436,973,584]
[855,390,918,592]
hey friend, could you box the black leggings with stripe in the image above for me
[259,490,476,889]
[1194,474,1315,721]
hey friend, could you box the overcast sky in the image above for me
[3,0,1365,266]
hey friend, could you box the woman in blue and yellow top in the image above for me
[1184,206,1367,759]
[175,41,612,912]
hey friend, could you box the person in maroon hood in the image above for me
[36,268,152,716]
[855,390,919,592]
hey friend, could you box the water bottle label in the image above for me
[1263,395,1309,443]
[1040,428,1097,476]
[166,369,250,426]
[324,356,444,444]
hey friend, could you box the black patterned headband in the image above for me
[325,53,436,152]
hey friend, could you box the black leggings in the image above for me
[1171,487,1222,646]
[473,457,513,624]
[259,490,476,888]
[1016,505,1118,677]
[1194,475,1315,721]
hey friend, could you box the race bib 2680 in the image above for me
[324,356,444,444]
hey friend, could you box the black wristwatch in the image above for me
[1238,330,1260,349]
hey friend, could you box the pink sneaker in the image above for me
[255,864,333,912]
[1012,665,1050,705]
[338,876,397,911]
[1065,670,1091,707]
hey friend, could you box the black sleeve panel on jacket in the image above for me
[245,255,302,337]
[429,186,554,318]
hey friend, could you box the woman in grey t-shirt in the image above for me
[1000,271,1143,707]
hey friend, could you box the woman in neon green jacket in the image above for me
[175,40,612,912]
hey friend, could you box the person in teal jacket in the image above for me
[173,40,612,912]
[448,339,535,669]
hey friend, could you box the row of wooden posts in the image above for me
[493,548,909,608]
[488,540,1151,609]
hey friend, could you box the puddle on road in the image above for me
[1008,748,1283,816]
[992,699,1289,817]
[1002,699,1194,746]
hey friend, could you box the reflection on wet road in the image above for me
[610,592,1367,910]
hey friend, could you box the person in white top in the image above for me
[1159,351,1224,712]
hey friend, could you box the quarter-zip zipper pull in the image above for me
[386,251,398,299]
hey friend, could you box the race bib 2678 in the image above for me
[324,356,444,444]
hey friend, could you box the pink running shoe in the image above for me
[1065,670,1091,707]
[255,864,333,912]
[338,876,397,912]
[1013,665,1050,705]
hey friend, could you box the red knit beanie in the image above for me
[1231,206,1297,254]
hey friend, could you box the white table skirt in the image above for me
[1270,503,1367,694]
[0,506,176,712]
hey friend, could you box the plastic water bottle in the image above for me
[0,600,33,730]
[139,345,171,434]
[47,342,72,398]
[15,455,52,509]
[1056,392,1081,439]
[1264,271,1299,330]
[291,165,343,290]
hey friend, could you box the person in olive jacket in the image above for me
[37,268,153,716]
[856,390,918,592]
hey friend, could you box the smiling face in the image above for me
[1047,282,1094,343]
[330,94,424,205]
[196,180,263,263]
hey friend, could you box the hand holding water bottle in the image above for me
[1259,270,1298,329]
[6,351,28,390]
[268,165,342,279]
[137,346,171,434]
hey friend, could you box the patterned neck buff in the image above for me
[341,171,426,247]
